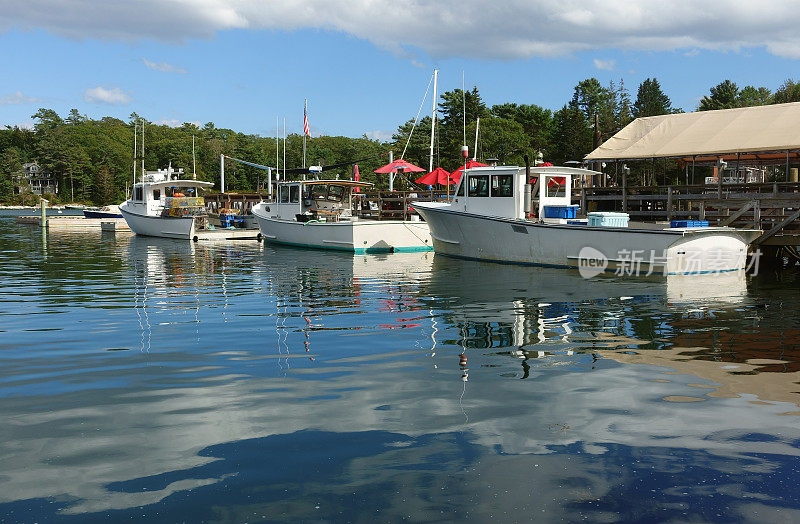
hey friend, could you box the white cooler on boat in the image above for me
[588,212,629,228]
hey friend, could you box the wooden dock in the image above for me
[17,215,131,231]
[17,214,261,242]
[576,182,800,248]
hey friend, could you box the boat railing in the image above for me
[355,190,450,221]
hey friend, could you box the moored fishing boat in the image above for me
[119,168,213,240]
[251,179,432,253]
[413,164,761,275]
[83,204,123,218]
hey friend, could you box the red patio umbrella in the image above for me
[415,167,453,186]
[450,160,488,184]
[374,158,425,174]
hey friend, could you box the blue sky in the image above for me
[1,1,798,140]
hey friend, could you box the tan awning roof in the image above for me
[585,102,800,161]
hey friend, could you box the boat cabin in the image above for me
[448,165,600,220]
[128,169,213,217]
[265,180,374,222]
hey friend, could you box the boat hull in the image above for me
[252,204,432,253]
[120,204,196,240]
[413,203,759,275]
[83,210,123,219]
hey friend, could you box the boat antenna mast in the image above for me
[141,118,145,183]
[192,135,196,180]
[428,69,438,173]
[461,70,468,161]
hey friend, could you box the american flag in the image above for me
[303,100,310,136]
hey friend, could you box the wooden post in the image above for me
[622,166,628,212]
[753,200,761,229]
[40,198,47,228]
[581,186,587,216]
[667,186,673,222]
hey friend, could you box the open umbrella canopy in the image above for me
[450,160,488,184]
[415,167,453,186]
[374,158,425,173]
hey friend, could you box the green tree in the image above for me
[698,80,739,111]
[632,78,675,118]
[773,79,800,104]
[549,104,591,165]
[737,86,772,107]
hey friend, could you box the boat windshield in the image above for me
[165,186,199,197]
[327,185,346,202]
[310,185,328,200]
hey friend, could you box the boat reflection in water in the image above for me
[3,227,800,521]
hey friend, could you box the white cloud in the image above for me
[83,86,132,105]
[152,118,202,128]
[593,58,616,71]
[364,130,393,142]
[141,58,187,74]
[0,91,39,105]
[3,1,800,60]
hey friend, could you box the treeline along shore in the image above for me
[2,77,799,206]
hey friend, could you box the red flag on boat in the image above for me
[353,164,361,193]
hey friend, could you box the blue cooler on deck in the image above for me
[587,212,630,227]
[543,205,579,219]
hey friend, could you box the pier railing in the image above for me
[576,182,800,246]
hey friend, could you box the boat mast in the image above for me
[283,117,286,182]
[276,115,280,184]
[473,117,480,161]
[141,119,145,183]
[192,135,196,180]
[133,121,137,189]
[428,69,438,173]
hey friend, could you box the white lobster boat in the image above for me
[120,169,213,240]
[412,165,761,276]
[251,180,432,253]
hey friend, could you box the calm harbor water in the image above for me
[2,212,800,522]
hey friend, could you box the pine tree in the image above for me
[632,78,674,118]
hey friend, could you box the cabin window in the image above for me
[546,176,567,198]
[279,185,290,203]
[468,175,489,197]
[327,185,345,202]
[491,175,513,197]
[311,185,328,200]
[290,185,300,203]
[153,189,161,200]
[134,187,143,201]
[457,180,466,196]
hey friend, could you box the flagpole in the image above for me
[303,99,307,170]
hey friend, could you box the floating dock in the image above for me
[17,215,261,242]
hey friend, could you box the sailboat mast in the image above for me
[428,69,438,173]
[303,99,307,170]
